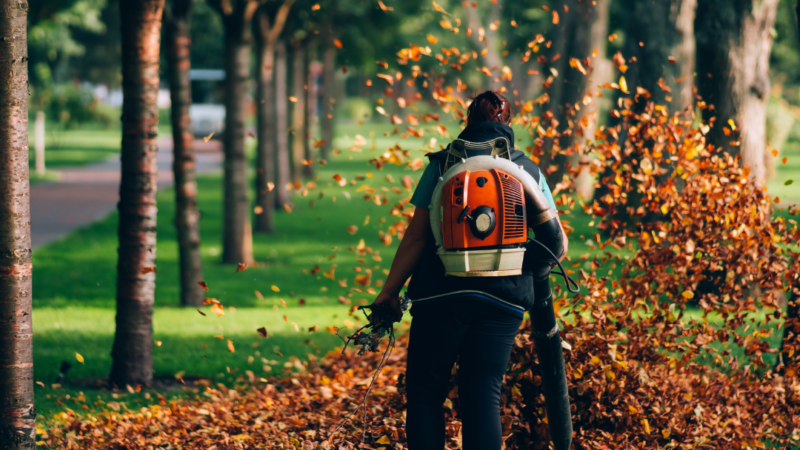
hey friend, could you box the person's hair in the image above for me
[466,90,513,125]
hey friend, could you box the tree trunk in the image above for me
[255,33,276,233]
[541,0,610,188]
[275,40,291,209]
[291,42,306,183]
[110,0,164,387]
[593,0,698,204]
[164,0,205,306]
[776,0,800,375]
[464,0,503,89]
[221,30,254,264]
[303,43,317,178]
[696,0,778,187]
[672,0,697,113]
[0,2,35,447]
[321,28,336,161]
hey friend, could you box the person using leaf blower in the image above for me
[367,91,576,450]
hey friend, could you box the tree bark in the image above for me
[0,1,35,447]
[254,0,293,233]
[291,42,306,184]
[164,0,204,306]
[110,0,165,387]
[275,40,290,209]
[321,27,336,161]
[696,0,778,187]
[672,0,697,113]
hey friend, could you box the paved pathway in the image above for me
[30,138,223,248]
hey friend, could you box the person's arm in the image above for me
[368,208,433,321]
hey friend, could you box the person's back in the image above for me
[367,90,573,450]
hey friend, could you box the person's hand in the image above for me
[365,291,403,324]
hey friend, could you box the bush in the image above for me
[31,84,117,130]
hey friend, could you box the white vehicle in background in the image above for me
[189,69,225,138]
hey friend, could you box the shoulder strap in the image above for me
[510,150,542,185]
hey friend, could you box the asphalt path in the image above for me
[30,138,223,248]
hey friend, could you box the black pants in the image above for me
[405,297,523,450]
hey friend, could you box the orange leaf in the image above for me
[334,39,343,49]
[210,303,224,317]
[227,339,235,353]
[198,281,209,291]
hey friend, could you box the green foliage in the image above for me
[31,83,117,130]
[28,0,107,87]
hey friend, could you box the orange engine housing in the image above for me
[441,169,527,250]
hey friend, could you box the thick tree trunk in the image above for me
[696,0,778,187]
[275,40,291,209]
[0,2,35,447]
[255,36,276,233]
[291,42,306,183]
[164,0,204,306]
[321,28,336,161]
[593,0,698,204]
[110,0,164,387]
[221,31,254,264]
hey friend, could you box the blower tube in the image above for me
[530,277,573,450]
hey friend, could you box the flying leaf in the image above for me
[237,263,247,272]
[378,1,393,11]
[141,266,156,274]
[210,303,224,317]
[257,327,268,338]
[334,39,343,49]
[227,340,235,353]
[427,34,438,44]
[785,179,794,186]
[197,309,206,316]
[619,76,628,93]
[552,10,559,24]
[271,285,280,292]
[76,353,84,364]
[198,281,209,291]
[203,132,214,142]
[432,1,448,14]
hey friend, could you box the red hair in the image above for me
[466,90,513,125]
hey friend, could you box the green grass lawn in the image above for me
[30,118,800,426]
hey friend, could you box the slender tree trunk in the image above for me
[0,2,34,447]
[275,40,291,209]
[672,0,697,112]
[110,0,165,387]
[255,35,276,232]
[321,28,336,161]
[221,30,254,264]
[291,42,306,183]
[164,0,204,306]
[303,43,316,178]
[541,0,609,188]
[696,0,778,187]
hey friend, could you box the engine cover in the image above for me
[441,168,527,250]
